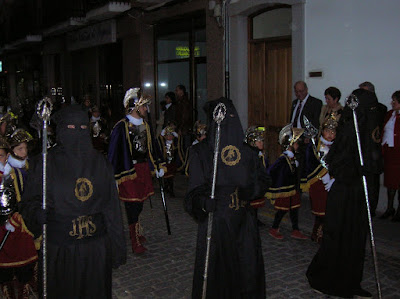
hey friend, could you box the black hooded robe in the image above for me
[185,98,270,299]
[306,89,383,297]
[20,105,126,299]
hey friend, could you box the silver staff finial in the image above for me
[303,115,318,139]
[213,103,227,124]
[37,97,53,122]
[346,94,359,111]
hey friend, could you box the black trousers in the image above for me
[124,202,144,224]
[0,263,34,283]
[272,209,299,230]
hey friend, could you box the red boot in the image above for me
[129,223,147,254]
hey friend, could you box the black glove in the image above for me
[201,197,216,213]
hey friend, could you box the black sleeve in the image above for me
[103,161,127,268]
[19,155,44,238]
[184,144,210,222]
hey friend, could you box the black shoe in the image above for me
[257,219,266,227]
[353,288,372,298]
[380,208,395,219]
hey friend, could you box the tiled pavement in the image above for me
[112,175,400,299]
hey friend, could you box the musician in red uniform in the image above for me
[0,132,37,299]
[301,113,338,243]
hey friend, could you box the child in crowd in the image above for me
[0,131,38,298]
[301,113,338,243]
[244,125,269,226]
[157,123,184,197]
[266,124,308,240]
[185,121,207,176]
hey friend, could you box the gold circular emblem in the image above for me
[221,145,241,166]
[371,126,381,143]
[74,178,93,202]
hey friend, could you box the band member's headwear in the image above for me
[279,124,304,150]
[322,112,339,131]
[123,87,151,114]
[9,129,33,148]
[0,112,18,137]
[193,121,207,137]
[245,125,265,147]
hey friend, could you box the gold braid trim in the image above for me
[273,204,301,211]
[10,168,22,203]
[266,188,297,200]
[0,255,38,267]
[34,235,42,250]
[312,211,326,216]
[146,121,167,173]
[9,213,34,237]
[301,165,328,192]
[119,191,155,202]
[115,172,137,184]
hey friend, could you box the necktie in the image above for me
[293,101,303,127]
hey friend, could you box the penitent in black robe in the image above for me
[20,105,126,299]
[185,98,270,299]
[306,88,382,298]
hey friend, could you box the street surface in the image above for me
[112,175,400,299]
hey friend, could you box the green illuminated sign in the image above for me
[175,46,200,58]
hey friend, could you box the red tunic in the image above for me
[0,213,38,268]
[273,192,300,211]
[118,162,154,202]
[309,179,328,216]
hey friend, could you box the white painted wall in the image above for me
[304,0,400,108]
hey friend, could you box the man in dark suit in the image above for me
[290,81,322,191]
[291,81,322,129]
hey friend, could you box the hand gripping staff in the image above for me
[146,110,171,235]
[37,97,53,298]
[202,103,226,299]
[303,116,328,169]
[346,94,382,299]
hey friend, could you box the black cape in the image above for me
[185,98,270,298]
[20,105,126,298]
[306,89,381,297]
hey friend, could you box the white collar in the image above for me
[192,139,199,145]
[320,136,333,146]
[91,116,100,122]
[165,103,172,109]
[127,114,143,126]
[283,150,294,158]
[8,154,26,169]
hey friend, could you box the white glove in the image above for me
[156,168,165,178]
[295,160,299,168]
[324,178,335,191]
[5,221,15,232]
[321,173,335,191]
[321,173,331,185]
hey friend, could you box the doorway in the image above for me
[248,6,292,163]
